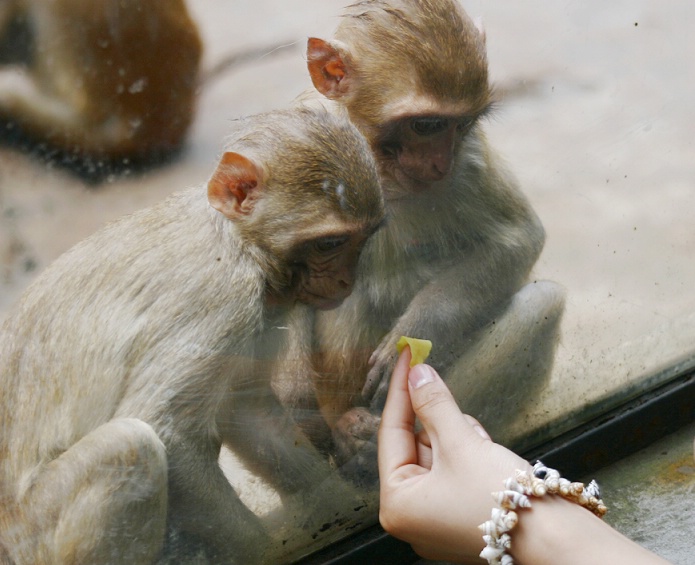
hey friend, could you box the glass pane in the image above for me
[1,1,693,563]
[481,0,695,449]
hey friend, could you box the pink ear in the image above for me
[307,37,352,99]
[207,152,262,219]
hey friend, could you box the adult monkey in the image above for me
[0,107,383,565]
[0,0,201,175]
[282,0,565,470]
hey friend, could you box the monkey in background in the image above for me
[0,106,383,565]
[274,0,566,478]
[0,0,201,178]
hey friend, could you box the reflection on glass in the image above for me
[1,0,693,563]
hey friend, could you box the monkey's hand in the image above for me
[363,332,402,409]
[333,407,381,488]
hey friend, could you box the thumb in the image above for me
[407,364,472,443]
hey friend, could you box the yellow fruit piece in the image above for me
[396,336,433,367]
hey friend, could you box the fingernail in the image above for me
[409,364,435,389]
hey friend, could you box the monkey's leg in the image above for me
[443,280,566,441]
[0,2,125,152]
[3,418,168,565]
[0,67,127,150]
[0,2,129,151]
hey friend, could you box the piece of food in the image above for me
[396,336,433,367]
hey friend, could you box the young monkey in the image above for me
[0,0,201,176]
[0,106,383,564]
[276,0,566,478]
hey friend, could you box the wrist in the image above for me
[510,495,599,565]
[511,495,669,565]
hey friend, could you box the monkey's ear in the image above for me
[208,152,263,219]
[307,37,353,99]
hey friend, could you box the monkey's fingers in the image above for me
[362,362,384,400]
[370,373,393,411]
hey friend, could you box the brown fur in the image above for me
[336,0,490,128]
[0,0,201,172]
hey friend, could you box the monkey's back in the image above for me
[0,188,263,494]
[29,0,203,156]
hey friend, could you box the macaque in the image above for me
[278,0,565,472]
[0,0,201,176]
[0,106,383,564]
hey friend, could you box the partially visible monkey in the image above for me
[275,0,565,476]
[0,106,384,564]
[0,0,201,176]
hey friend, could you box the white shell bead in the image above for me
[479,520,499,537]
[480,545,505,561]
[480,462,607,565]
[531,479,547,496]
[493,490,532,510]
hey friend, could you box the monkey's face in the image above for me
[343,84,490,198]
[287,231,373,310]
[374,113,478,194]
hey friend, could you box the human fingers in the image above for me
[378,347,419,481]
[406,364,473,448]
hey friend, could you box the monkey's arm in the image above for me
[219,386,334,495]
[367,160,546,407]
[165,431,270,562]
[271,305,335,452]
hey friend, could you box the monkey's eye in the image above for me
[410,117,449,136]
[314,236,349,253]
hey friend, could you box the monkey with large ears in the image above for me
[0,0,201,176]
[0,106,384,564]
[275,0,565,477]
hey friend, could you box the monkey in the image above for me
[0,106,384,565]
[273,0,566,479]
[0,0,201,178]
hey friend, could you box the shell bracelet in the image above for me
[478,460,608,565]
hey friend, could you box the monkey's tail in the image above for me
[199,40,300,87]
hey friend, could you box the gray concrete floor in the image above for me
[1,1,694,562]
[590,422,695,565]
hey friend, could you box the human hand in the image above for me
[377,348,532,563]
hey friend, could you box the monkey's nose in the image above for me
[429,153,453,179]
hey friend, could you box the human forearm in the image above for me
[510,495,670,565]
